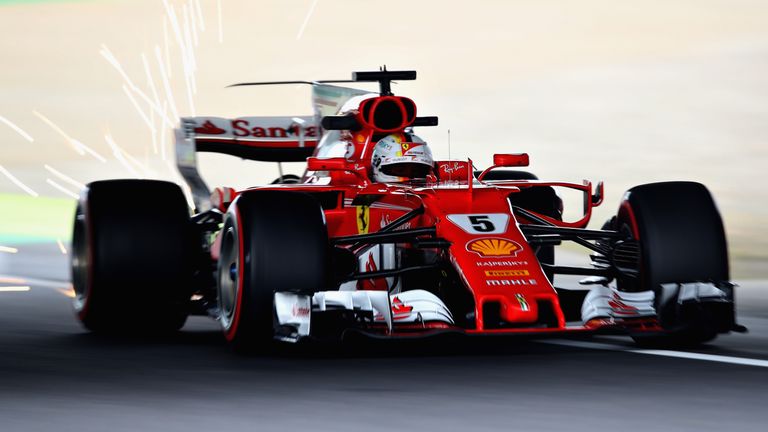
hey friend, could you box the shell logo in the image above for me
[466,238,523,257]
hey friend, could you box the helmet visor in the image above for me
[381,162,431,179]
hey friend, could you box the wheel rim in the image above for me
[71,210,89,313]
[218,226,239,330]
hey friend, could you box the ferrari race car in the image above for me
[70,69,744,351]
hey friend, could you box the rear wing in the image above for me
[177,115,319,162]
[175,83,371,211]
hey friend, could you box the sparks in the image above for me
[56,239,68,255]
[122,84,155,132]
[70,138,107,163]
[164,0,197,115]
[0,115,34,142]
[99,45,174,128]
[141,53,164,119]
[43,164,86,191]
[0,164,38,197]
[32,110,84,155]
[99,44,146,96]
[189,0,199,47]
[182,3,198,74]
[183,3,199,79]
[56,286,76,298]
[162,0,188,69]
[163,16,173,78]
[32,111,107,162]
[0,277,26,284]
[296,0,319,40]
[105,133,152,178]
[140,52,173,136]
[193,0,205,31]
[182,4,199,113]
[217,0,223,43]
[155,45,180,120]
[46,178,80,200]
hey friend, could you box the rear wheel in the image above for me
[71,180,196,334]
[217,191,328,352]
[612,181,730,346]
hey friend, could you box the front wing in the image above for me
[271,282,735,342]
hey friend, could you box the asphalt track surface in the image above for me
[1,243,767,431]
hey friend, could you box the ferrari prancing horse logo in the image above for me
[356,206,370,234]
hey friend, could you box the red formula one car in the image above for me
[70,69,744,350]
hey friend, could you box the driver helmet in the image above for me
[371,133,434,183]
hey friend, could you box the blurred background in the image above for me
[1,0,766,275]
[1,3,767,431]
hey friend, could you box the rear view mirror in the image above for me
[306,157,369,184]
[493,153,529,167]
[306,157,348,171]
[477,153,531,181]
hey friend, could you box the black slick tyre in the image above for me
[217,191,328,353]
[612,181,730,346]
[71,180,196,334]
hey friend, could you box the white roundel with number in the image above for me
[447,214,510,235]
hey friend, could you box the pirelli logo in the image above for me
[484,270,530,277]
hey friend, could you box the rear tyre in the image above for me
[71,180,196,334]
[612,181,730,346]
[217,191,328,353]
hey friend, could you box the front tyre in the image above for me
[217,191,328,352]
[612,181,731,346]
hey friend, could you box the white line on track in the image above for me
[540,339,768,368]
[630,349,768,368]
[0,286,31,292]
